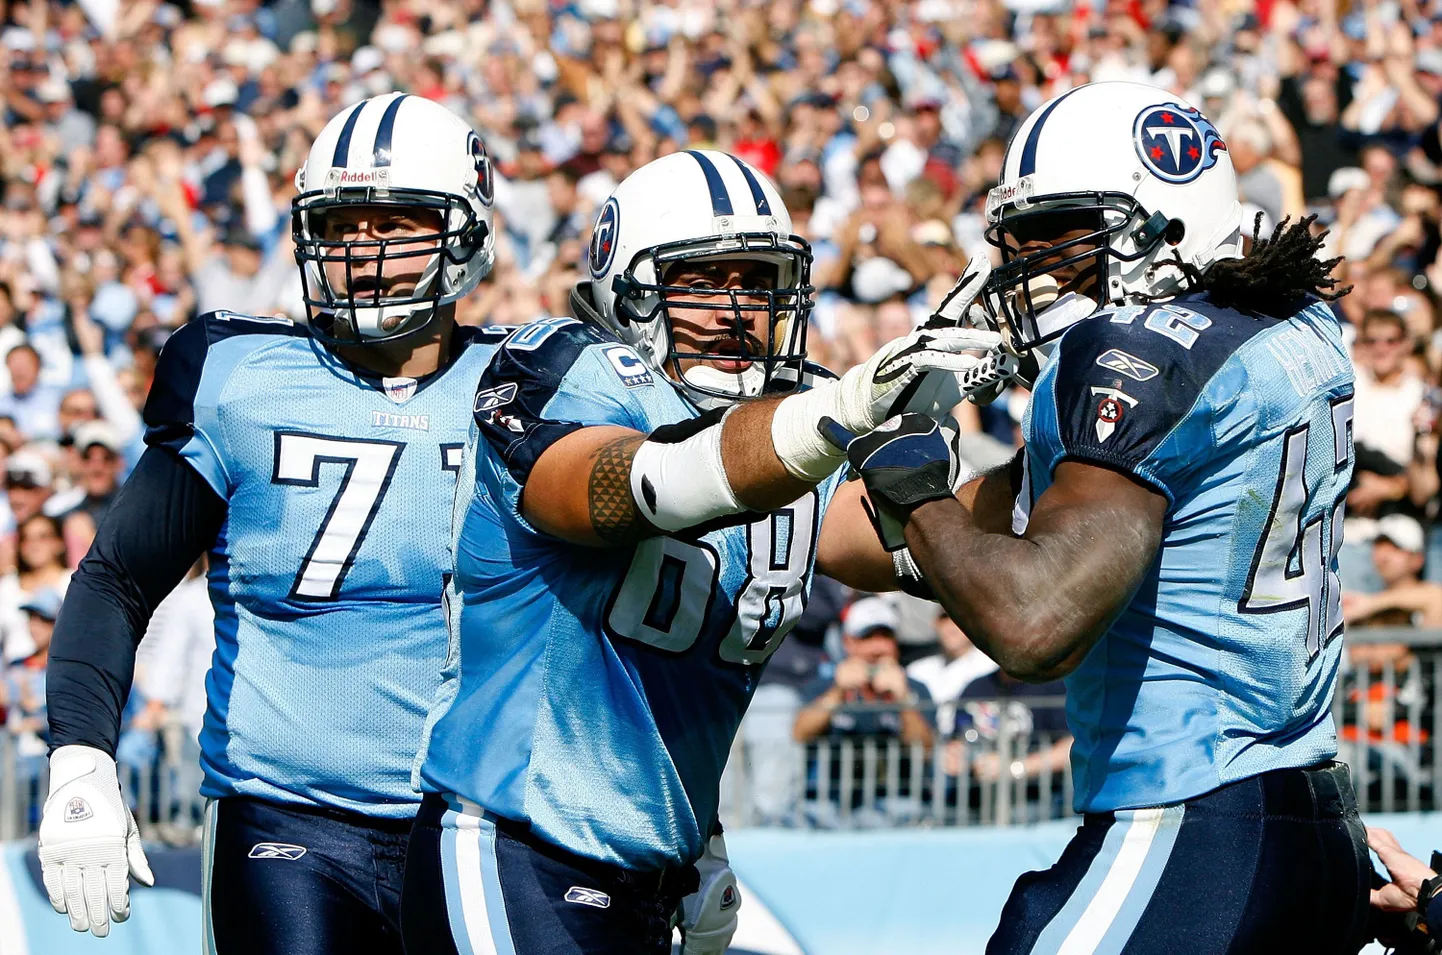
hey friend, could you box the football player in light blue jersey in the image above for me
[836,81,1372,954]
[403,150,1011,955]
[39,94,504,954]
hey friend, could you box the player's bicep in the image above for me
[1019,461,1167,676]
[521,425,649,546]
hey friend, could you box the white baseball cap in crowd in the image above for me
[843,597,900,640]
[1376,514,1426,555]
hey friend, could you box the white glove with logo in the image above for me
[38,745,155,937]
[771,320,1006,481]
[679,833,741,955]
[920,256,1020,409]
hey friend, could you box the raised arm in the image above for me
[495,314,1003,548]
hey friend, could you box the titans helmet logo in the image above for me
[590,198,621,278]
[469,132,494,207]
[1132,103,1228,185]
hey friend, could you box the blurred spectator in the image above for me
[906,608,998,737]
[793,596,934,828]
[953,670,1071,786]
[1344,515,1442,628]
[0,343,63,442]
[1340,515,1434,800]
[48,419,125,528]
[794,597,933,748]
[0,513,70,664]
[2,589,58,786]
[136,558,215,809]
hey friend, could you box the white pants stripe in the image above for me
[439,806,516,955]
[201,800,219,955]
[1031,805,1186,955]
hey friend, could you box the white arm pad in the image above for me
[630,418,745,533]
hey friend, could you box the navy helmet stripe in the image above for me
[729,155,772,215]
[330,101,367,169]
[685,150,734,216]
[372,94,408,167]
[1018,87,1083,177]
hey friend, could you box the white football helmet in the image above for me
[292,92,495,343]
[585,150,812,410]
[982,81,1243,352]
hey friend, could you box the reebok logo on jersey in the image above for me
[474,382,518,414]
[1091,386,1139,443]
[564,886,611,909]
[1095,348,1159,383]
[248,843,308,861]
[64,797,92,823]
[602,344,653,388]
[371,410,430,431]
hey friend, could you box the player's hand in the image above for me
[1368,827,1436,913]
[38,745,155,937]
[771,316,1005,482]
[914,257,1018,410]
[821,413,958,551]
[679,833,741,955]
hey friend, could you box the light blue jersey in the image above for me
[1017,293,1355,813]
[144,311,507,817]
[417,316,843,869]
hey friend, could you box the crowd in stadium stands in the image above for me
[0,0,1439,822]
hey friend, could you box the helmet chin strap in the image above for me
[338,255,444,340]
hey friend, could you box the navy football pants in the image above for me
[987,761,1371,955]
[202,796,411,955]
[401,792,699,955]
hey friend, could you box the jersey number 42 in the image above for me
[1238,395,1354,659]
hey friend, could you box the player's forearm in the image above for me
[535,399,829,547]
[903,496,1152,682]
[719,397,819,512]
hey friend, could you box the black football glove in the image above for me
[820,413,958,552]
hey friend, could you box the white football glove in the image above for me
[38,745,155,938]
[771,321,1005,481]
[679,833,741,955]
[919,256,1021,408]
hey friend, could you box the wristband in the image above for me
[772,388,847,481]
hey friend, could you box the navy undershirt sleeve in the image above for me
[46,445,227,755]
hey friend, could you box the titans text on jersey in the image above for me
[144,310,508,816]
[415,316,844,869]
[1015,292,1354,812]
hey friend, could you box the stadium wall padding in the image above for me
[2,814,1436,955]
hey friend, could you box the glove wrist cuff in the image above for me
[48,745,119,792]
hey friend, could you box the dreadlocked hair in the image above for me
[1152,212,1351,319]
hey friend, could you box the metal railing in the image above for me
[718,628,1442,830]
[1,630,1438,843]
[0,720,203,844]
